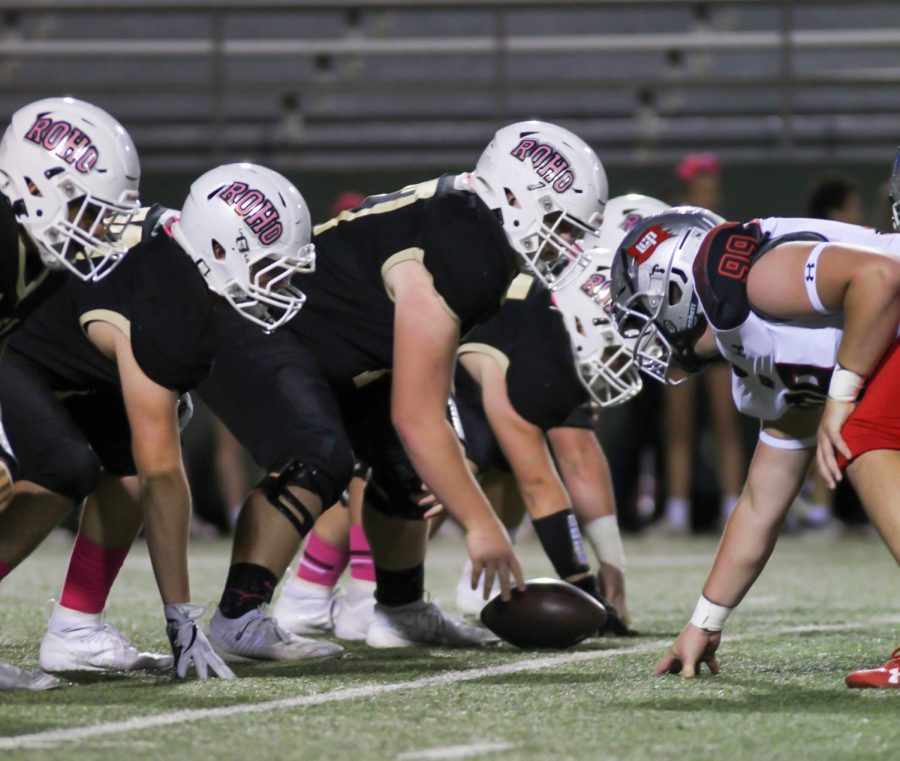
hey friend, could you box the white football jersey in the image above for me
[705,218,900,421]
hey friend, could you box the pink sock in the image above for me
[0,559,11,582]
[349,525,376,583]
[296,532,350,588]
[58,534,130,614]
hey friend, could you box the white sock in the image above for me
[49,604,102,633]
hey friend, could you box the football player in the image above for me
[0,163,318,681]
[0,96,140,691]
[606,205,900,682]
[449,196,670,630]
[197,121,608,653]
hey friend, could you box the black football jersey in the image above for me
[0,192,66,341]
[459,274,591,431]
[287,175,518,387]
[6,230,216,394]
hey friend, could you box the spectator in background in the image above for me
[808,175,864,225]
[657,153,746,532]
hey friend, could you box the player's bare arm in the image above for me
[387,259,524,599]
[461,351,569,520]
[654,407,817,678]
[86,320,189,604]
[747,242,900,486]
[547,426,628,620]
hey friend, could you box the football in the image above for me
[480,578,607,649]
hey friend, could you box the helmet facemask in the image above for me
[230,245,315,332]
[41,177,140,281]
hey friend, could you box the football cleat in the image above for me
[332,582,376,641]
[845,648,900,689]
[366,600,498,648]
[40,618,172,673]
[272,578,336,635]
[0,660,62,691]
[207,604,343,662]
[455,561,500,616]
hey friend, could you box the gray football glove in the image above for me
[164,603,235,680]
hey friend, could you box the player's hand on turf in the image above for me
[164,603,235,680]
[816,397,855,489]
[465,521,525,602]
[653,623,721,678]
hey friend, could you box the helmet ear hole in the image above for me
[504,188,521,209]
[211,239,226,260]
[668,280,682,306]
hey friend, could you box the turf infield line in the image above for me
[1,617,898,751]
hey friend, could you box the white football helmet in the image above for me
[553,195,670,407]
[610,206,725,384]
[0,97,140,281]
[470,120,607,291]
[171,163,315,332]
[890,147,900,232]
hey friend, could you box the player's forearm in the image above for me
[395,418,498,531]
[701,493,784,608]
[838,261,900,376]
[140,470,191,604]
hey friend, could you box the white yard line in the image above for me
[2,617,897,751]
[396,741,516,760]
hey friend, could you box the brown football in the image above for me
[480,578,607,649]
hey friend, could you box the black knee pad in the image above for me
[256,454,353,537]
[28,443,101,502]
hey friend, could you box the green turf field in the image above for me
[1,532,897,760]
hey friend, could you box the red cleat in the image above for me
[845,648,900,689]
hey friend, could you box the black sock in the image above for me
[532,509,591,580]
[374,564,424,607]
[219,562,278,619]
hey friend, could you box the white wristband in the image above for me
[690,595,732,632]
[584,515,626,571]
[828,364,866,402]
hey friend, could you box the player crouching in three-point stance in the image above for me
[0,163,316,681]
[0,96,141,691]
[608,202,900,686]
[197,121,608,653]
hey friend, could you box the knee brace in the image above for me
[256,459,325,538]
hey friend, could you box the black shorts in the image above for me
[0,348,135,499]
[197,309,420,512]
[453,365,509,475]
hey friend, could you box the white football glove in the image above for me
[164,603,235,680]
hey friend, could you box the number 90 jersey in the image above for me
[693,216,900,422]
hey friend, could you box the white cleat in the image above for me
[366,600,498,649]
[40,611,172,673]
[272,578,336,635]
[207,604,344,662]
[455,561,500,616]
[0,660,62,691]
[333,582,375,641]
